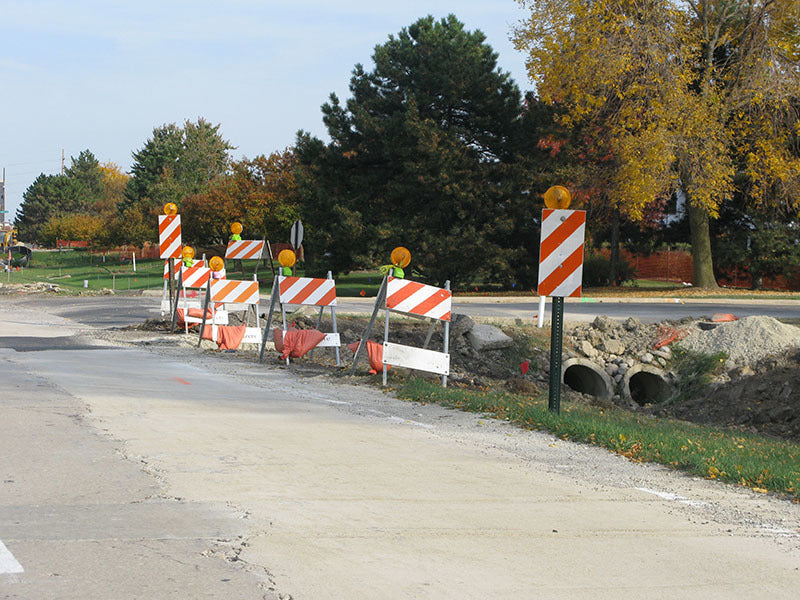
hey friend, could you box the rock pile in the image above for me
[566,316,678,379]
[0,281,63,294]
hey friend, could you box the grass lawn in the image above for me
[399,378,800,501]
[8,249,800,300]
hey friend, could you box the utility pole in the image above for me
[61,149,65,174]
[1,168,5,227]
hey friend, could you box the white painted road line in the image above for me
[635,487,708,507]
[0,540,24,574]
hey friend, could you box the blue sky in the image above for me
[0,1,532,221]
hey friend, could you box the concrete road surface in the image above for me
[13,291,800,329]
[1,300,799,599]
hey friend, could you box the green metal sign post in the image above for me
[548,296,564,414]
[538,186,586,415]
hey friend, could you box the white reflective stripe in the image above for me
[538,221,586,285]
[241,327,262,344]
[0,540,23,574]
[387,280,451,320]
[382,342,450,375]
[547,268,583,297]
[317,333,341,347]
[540,209,574,239]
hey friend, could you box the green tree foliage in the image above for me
[15,151,104,242]
[712,190,800,289]
[181,150,300,246]
[124,118,233,217]
[296,15,534,287]
[65,150,104,200]
[16,150,133,245]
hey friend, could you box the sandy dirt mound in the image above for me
[680,316,800,368]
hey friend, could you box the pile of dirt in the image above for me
[679,316,800,368]
[0,281,63,294]
[654,349,800,442]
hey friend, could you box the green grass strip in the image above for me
[399,378,800,501]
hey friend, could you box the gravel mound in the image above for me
[680,316,800,368]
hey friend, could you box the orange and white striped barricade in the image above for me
[197,279,261,347]
[225,239,265,261]
[225,239,267,280]
[161,260,216,315]
[351,274,451,387]
[259,272,341,366]
[169,263,229,334]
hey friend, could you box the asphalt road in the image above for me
[10,292,800,329]
[2,301,799,599]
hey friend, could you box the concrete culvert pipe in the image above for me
[562,358,615,399]
[622,365,673,405]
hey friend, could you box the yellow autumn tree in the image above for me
[514,0,800,288]
[97,162,130,215]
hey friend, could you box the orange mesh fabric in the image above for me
[281,329,326,359]
[347,340,388,375]
[201,325,247,350]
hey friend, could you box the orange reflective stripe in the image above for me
[540,210,585,263]
[409,289,450,317]
[288,278,326,304]
[538,245,584,297]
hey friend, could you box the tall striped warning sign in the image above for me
[261,273,341,366]
[278,276,337,306]
[537,209,586,298]
[225,240,265,260]
[386,277,451,321]
[158,215,181,259]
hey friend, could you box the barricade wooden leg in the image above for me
[197,280,212,347]
[282,304,290,366]
[350,276,387,374]
[382,304,390,386]
[442,280,450,387]
[259,277,279,361]
[170,269,183,333]
[331,305,341,367]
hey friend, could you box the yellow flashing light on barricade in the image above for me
[543,185,572,209]
[278,249,297,268]
[163,202,178,215]
[209,256,224,272]
[182,246,195,260]
[230,222,243,235]
[390,246,411,268]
